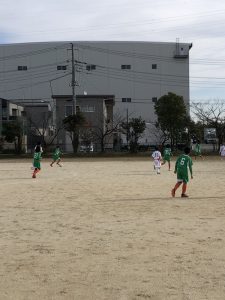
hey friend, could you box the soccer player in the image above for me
[152,146,162,174]
[34,141,43,153]
[171,146,193,198]
[32,145,42,178]
[219,143,225,160]
[162,144,172,171]
[50,146,62,167]
[194,140,202,160]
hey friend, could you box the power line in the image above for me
[6,8,225,37]
[1,42,225,93]
[1,41,225,67]
[0,43,69,61]
[0,59,70,75]
[0,69,68,84]
[0,72,71,93]
[94,63,225,81]
[83,67,225,89]
[76,43,225,66]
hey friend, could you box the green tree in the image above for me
[0,137,4,152]
[63,112,86,153]
[122,117,146,153]
[154,92,188,149]
[2,119,24,154]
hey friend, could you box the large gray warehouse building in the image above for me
[0,40,192,151]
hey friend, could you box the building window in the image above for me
[152,64,157,69]
[65,105,73,117]
[121,65,131,70]
[57,65,67,70]
[152,97,158,103]
[18,66,27,71]
[2,107,7,120]
[12,108,18,116]
[80,105,95,113]
[86,64,96,71]
[122,98,131,103]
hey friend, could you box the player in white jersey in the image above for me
[219,144,225,160]
[152,146,162,174]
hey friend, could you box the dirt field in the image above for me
[0,156,225,300]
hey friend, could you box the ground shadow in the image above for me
[100,196,225,202]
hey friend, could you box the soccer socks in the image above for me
[172,182,188,198]
[174,182,182,191]
[171,182,181,197]
[182,183,187,194]
[32,169,40,178]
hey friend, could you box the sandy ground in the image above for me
[0,156,225,300]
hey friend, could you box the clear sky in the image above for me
[1,0,225,103]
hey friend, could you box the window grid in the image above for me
[121,65,131,70]
[57,65,67,70]
[86,64,96,71]
[122,98,132,103]
[65,105,73,117]
[18,66,27,71]
[80,105,95,113]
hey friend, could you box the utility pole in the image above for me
[71,43,76,115]
[126,107,129,148]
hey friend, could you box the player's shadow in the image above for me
[186,196,225,200]
[196,170,225,174]
[118,172,155,176]
[0,177,34,180]
[104,196,225,202]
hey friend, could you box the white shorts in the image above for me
[154,159,161,168]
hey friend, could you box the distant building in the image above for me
[0,98,26,151]
[204,128,217,144]
[0,40,192,148]
[0,98,25,122]
[53,95,115,152]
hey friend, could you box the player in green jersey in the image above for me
[162,144,172,171]
[32,146,42,178]
[194,140,203,160]
[50,146,62,167]
[171,146,193,198]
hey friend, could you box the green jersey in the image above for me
[175,154,193,183]
[53,148,61,160]
[33,152,42,169]
[163,148,172,161]
[194,143,201,155]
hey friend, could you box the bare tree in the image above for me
[147,121,170,147]
[79,127,95,152]
[92,112,124,152]
[191,101,225,150]
[27,111,63,150]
